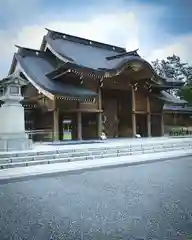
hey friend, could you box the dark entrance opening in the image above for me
[151,115,162,136]
[82,113,97,139]
[136,114,148,137]
[118,91,132,137]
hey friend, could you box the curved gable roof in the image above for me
[44,30,151,70]
[11,48,97,99]
[45,34,128,70]
[43,29,184,88]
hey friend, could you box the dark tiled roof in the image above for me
[45,33,159,81]
[44,29,183,88]
[45,31,155,72]
[155,75,184,87]
[151,84,183,90]
[45,28,126,53]
[45,35,125,70]
[106,49,139,60]
[164,104,192,113]
[4,29,184,98]
[14,48,97,98]
[46,62,105,79]
[155,91,187,104]
[165,78,184,85]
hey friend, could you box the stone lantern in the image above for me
[0,72,32,151]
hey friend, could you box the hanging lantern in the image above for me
[100,77,104,87]
[148,84,152,92]
[80,75,83,84]
[133,82,138,91]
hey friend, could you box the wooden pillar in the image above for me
[146,95,151,137]
[173,112,177,125]
[131,86,136,136]
[53,108,59,141]
[77,111,82,140]
[58,113,63,141]
[161,112,164,136]
[97,87,102,138]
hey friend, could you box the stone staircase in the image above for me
[0,139,191,170]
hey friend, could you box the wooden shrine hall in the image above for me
[0,29,185,141]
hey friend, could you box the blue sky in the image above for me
[0,0,191,77]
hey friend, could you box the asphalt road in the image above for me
[1,156,192,240]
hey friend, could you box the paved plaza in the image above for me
[1,156,192,239]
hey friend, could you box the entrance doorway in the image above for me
[63,119,72,140]
[59,112,98,141]
[151,115,162,136]
[82,113,97,139]
[102,96,118,138]
[136,114,148,137]
[59,113,76,140]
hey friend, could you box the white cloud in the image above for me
[147,34,192,64]
[0,10,142,77]
[0,31,15,57]
[0,3,191,78]
[16,12,140,49]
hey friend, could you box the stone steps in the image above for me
[0,140,191,169]
[0,140,190,157]
[0,142,186,162]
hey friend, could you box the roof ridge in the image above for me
[15,45,42,52]
[15,46,47,58]
[106,49,140,60]
[45,28,126,53]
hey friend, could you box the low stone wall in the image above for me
[164,125,192,137]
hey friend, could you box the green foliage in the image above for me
[151,54,192,102]
[152,54,189,81]
[178,85,192,103]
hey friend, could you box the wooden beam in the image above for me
[77,111,82,140]
[62,109,103,113]
[131,86,136,136]
[161,112,164,136]
[150,113,161,116]
[52,69,70,80]
[97,86,103,138]
[53,98,59,141]
[146,95,151,137]
[76,101,83,140]
[133,110,148,114]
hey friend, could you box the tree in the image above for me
[152,54,187,81]
[178,85,192,103]
[151,55,192,103]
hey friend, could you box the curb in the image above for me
[0,150,192,184]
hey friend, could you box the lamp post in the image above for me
[0,72,32,151]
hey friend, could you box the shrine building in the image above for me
[0,29,186,141]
